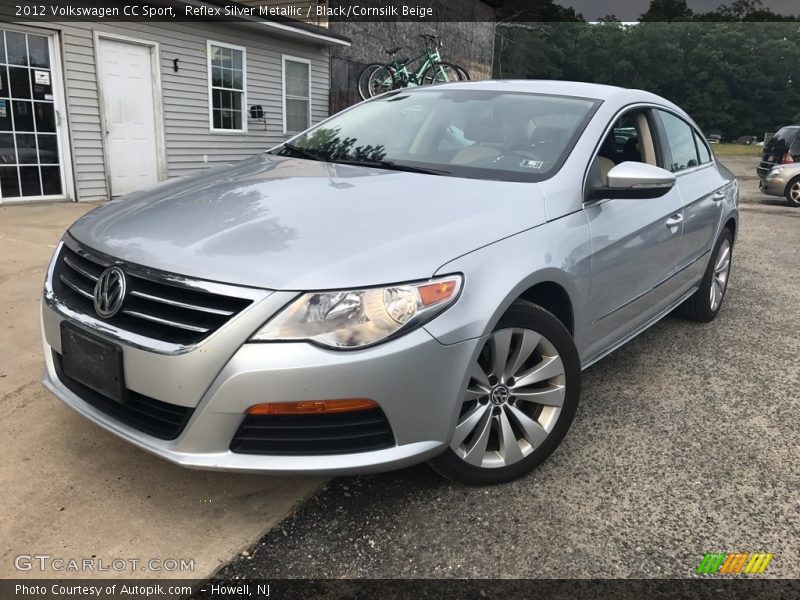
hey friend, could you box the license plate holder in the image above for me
[60,322,127,403]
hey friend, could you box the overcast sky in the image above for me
[564,0,799,21]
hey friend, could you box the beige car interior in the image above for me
[593,111,659,186]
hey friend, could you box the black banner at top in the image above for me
[4,0,799,24]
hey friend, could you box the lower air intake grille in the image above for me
[230,409,395,455]
[53,351,193,440]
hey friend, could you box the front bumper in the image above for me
[42,297,480,475]
[759,174,788,197]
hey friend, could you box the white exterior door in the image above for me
[97,38,159,197]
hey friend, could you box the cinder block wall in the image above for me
[328,2,496,113]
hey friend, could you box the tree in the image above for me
[497,0,583,23]
[639,0,693,22]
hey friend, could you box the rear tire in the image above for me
[785,176,800,207]
[367,65,396,97]
[357,63,383,100]
[429,301,581,486]
[676,228,733,322]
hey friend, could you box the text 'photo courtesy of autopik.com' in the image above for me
[0,0,799,598]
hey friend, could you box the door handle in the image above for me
[712,190,725,201]
[665,214,683,228]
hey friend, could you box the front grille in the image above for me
[53,351,193,440]
[230,409,396,455]
[51,242,253,345]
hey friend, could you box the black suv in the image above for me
[757,126,800,178]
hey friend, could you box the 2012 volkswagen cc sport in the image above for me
[41,81,738,485]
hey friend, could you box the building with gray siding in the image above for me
[0,3,349,203]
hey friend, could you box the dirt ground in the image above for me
[0,202,323,580]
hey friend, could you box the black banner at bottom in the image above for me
[1,579,798,600]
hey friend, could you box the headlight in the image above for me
[251,275,463,349]
[767,167,784,178]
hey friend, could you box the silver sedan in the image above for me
[41,81,738,484]
[760,162,800,207]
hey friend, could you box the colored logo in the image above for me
[696,552,774,575]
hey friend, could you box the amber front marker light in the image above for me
[417,278,459,306]
[247,399,379,416]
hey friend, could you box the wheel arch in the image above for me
[517,281,574,336]
[723,216,737,240]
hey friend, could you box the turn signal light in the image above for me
[417,279,459,306]
[247,399,378,415]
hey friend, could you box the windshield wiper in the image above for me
[277,142,324,161]
[331,158,450,176]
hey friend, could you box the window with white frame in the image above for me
[208,41,246,131]
[283,56,310,133]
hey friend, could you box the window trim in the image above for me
[207,40,247,134]
[282,54,311,135]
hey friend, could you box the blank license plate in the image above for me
[60,322,126,403]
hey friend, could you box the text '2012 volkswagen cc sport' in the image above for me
[41,81,738,485]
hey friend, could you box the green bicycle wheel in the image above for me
[421,62,464,85]
[367,65,396,97]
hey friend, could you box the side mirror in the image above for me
[589,161,676,201]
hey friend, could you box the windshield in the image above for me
[271,89,600,182]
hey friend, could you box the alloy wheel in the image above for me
[790,181,800,204]
[451,328,566,469]
[710,238,731,312]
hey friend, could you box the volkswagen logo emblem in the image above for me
[490,385,510,406]
[93,266,127,318]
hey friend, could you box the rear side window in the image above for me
[694,132,712,164]
[766,126,799,155]
[658,111,700,173]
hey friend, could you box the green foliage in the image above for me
[494,21,800,138]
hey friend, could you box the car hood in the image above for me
[68,155,547,290]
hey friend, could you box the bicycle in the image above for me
[358,34,470,99]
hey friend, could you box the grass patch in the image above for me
[712,143,762,157]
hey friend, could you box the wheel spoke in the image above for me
[506,404,549,449]
[464,385,488,402]
[490,330,513,379]
[513,354,564,388]
[709,280,718,309]
[506,330,541,378]
[512,384,565,407]
[451,402,491,448]
[470,361,491,387]
[715,244,730,272]
[498,409,523,465]
[463,410,493,466]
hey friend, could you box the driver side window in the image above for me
[589,109,658,187]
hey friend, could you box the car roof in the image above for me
[427,79,671,104]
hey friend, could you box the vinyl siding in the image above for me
[2,17,330,200]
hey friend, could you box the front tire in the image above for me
[421,62,464,85]
[676,228,733,322]
[429,301,581,485]
[785,176,800,207]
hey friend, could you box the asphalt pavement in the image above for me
[218,165,800,579]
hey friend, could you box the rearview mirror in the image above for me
[589,161,676,201]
